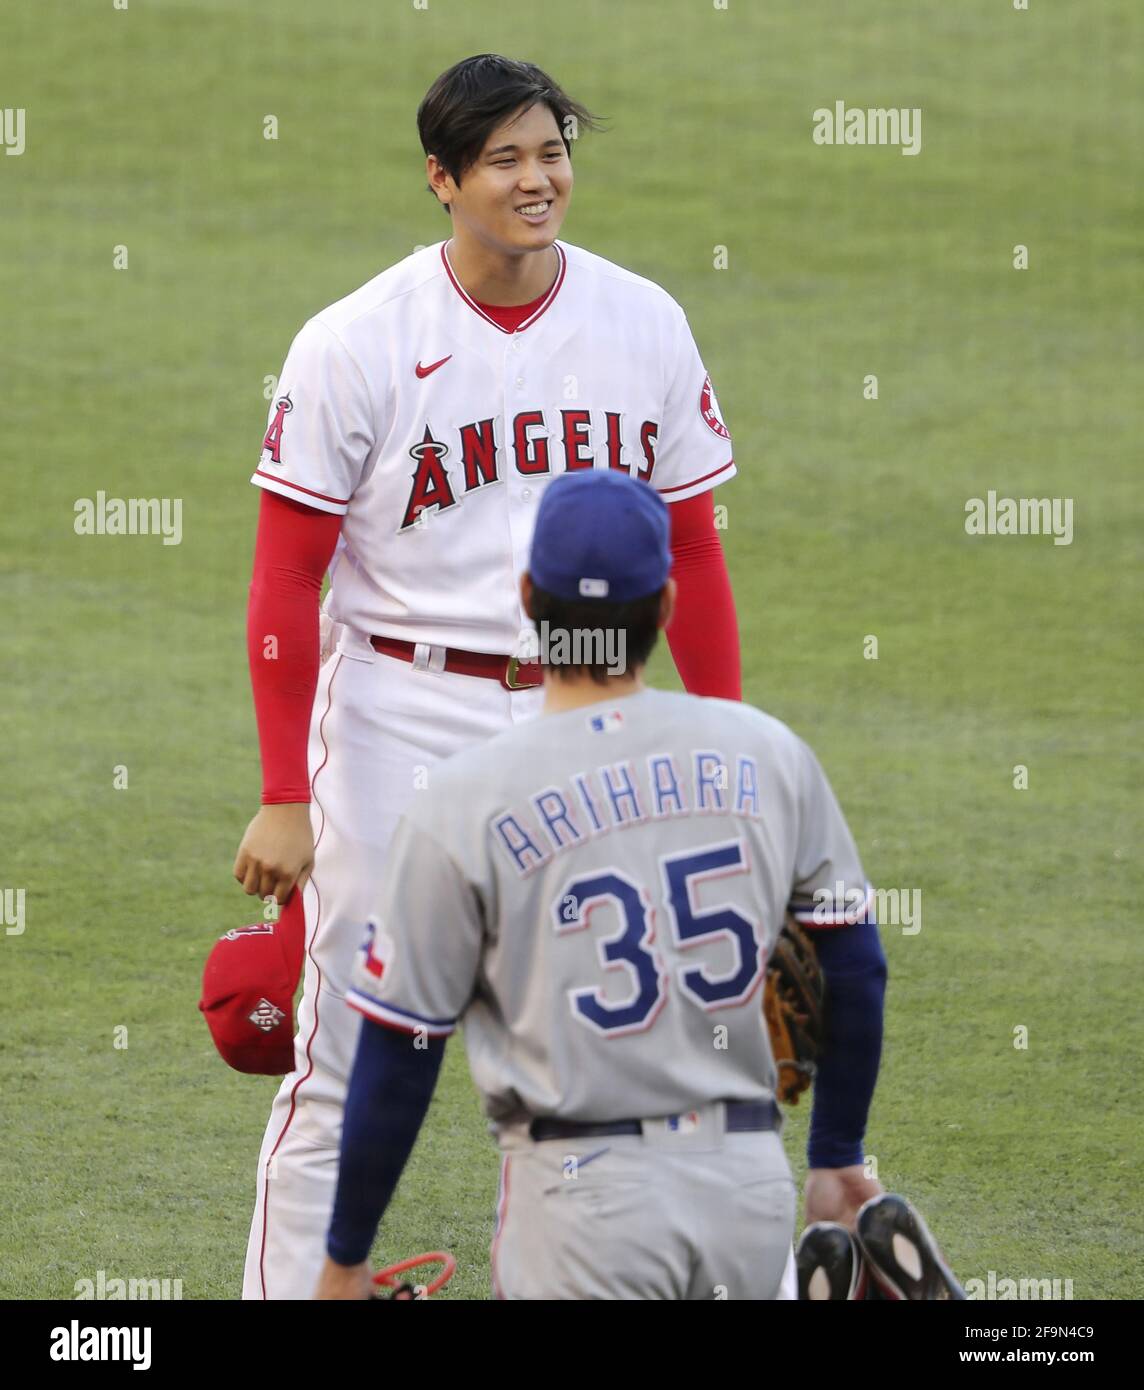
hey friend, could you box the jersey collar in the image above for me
[440,240,567,335]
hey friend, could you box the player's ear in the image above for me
[426,155,453,209]
[658,578,676,631]
[520,571,535,618]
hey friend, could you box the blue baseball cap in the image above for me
[528,470,671,603]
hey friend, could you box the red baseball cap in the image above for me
[199,901,305,1075]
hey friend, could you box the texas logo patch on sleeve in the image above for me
[355,918,395,986]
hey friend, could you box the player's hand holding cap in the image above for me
[528,470,671,602]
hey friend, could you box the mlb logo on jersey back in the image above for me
[588,709,624,734]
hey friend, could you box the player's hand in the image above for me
[804,1165,884,1231]
[314,1257,373,1300]
[233,802,315,904]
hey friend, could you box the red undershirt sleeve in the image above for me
[665,489,742,701]
[247,490,343,804]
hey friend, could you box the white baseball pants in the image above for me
[242,628,543,1299]
[490,1114,797,1300]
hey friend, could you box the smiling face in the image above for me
[428,101,573,258]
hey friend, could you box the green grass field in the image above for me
[1,0,1140,1300]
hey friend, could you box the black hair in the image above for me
[526,583,664,687]
[417,54,604,205]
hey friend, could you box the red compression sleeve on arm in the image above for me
[247,491,343,803]
[665,490,742,701]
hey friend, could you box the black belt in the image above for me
[528,1099,781,1142]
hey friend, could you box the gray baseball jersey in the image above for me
[346,686,867,1133]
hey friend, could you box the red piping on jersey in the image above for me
[256,654,342,1299]
[254,470,350,507]
[657,458,735,496]
[440,241,567,334]
[490,1154,511,1300]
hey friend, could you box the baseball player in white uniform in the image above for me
[314,469,886,1300]
[232,56,748,1298]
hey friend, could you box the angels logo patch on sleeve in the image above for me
[261,395,293,464]
[699,374,730,440]
[250,317,374,516]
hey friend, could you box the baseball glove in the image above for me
[763,915,826,1104]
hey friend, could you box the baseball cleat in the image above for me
[855,1194,966,1300]
[796,1222,868,1300]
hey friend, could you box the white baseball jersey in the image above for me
[251,240,736,654]
[346,688,868,1132]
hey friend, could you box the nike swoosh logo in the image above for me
[415,355,453,378]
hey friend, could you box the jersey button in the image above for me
[522,488,532,499]
[514,376,524,388]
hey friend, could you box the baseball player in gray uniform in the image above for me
[315,469,887,1300]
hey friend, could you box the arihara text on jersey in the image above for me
[492,750,762,877]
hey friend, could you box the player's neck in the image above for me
[445,233,558,307]
[540,671,646,717]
